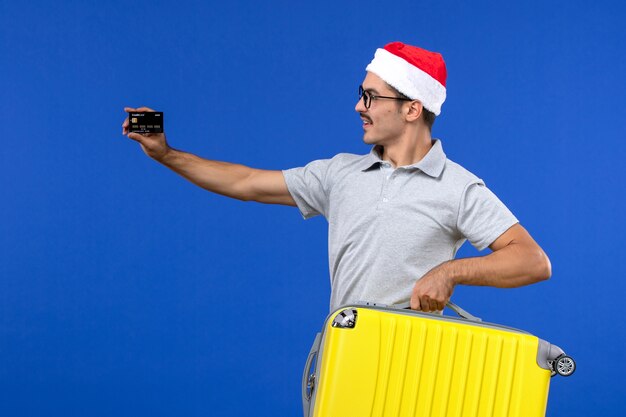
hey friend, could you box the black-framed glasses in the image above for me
[358,85,413,109]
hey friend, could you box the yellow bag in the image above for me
[302,302,575,417]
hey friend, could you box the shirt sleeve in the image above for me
[457,181,519,251]
[282,159,332,219]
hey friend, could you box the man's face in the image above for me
[355,72,407,146]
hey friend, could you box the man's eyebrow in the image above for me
[363,86,380,94]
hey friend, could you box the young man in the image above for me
[122,42,551,313]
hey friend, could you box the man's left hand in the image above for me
[410,262,456,312]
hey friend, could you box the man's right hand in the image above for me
[120,106,296,206]
[122,106,170,161]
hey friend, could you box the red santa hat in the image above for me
[365,42,447,116]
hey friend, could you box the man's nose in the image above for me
[355,96,367,113]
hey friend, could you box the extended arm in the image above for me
[122,107,296,206]
[410,223,551,311]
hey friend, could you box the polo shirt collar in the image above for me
[361,139,447,178]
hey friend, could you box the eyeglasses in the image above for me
[358,85,413,109]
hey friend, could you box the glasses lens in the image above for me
[359,86,370,108]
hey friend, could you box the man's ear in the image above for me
[405,100,423,122]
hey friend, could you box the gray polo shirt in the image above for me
[283,139,518,311]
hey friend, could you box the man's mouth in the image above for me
[360,115,372,127]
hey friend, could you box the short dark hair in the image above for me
[391,86,436,131]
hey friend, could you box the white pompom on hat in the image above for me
[366,42,447,116]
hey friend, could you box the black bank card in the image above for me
[129,112,163,133]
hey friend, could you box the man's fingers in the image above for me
[122,108,135,134]
[427,297,445,312]
[410,295,421,311]
[123,106,156,134]
[124,106,155,113]
[424,296,446,312]
[127,132,145,143]
[412,295,434,311]
[412,294,447,312]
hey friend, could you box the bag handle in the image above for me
[392,301,482,322]
[301,332,321,417]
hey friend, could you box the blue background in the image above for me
[1,0,624,415]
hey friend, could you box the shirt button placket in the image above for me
[380,164,392,207]
[386,169,401,203]
[381,164,392,205]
